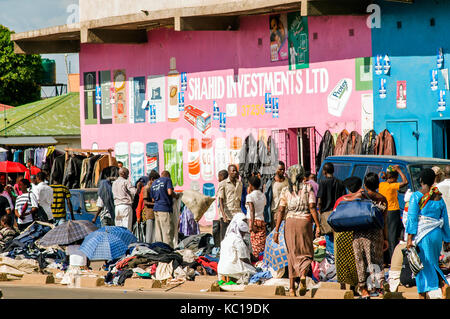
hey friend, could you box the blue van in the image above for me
[66,188,102,227]
[317,155,450,210]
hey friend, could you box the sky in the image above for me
[0,0,80,98]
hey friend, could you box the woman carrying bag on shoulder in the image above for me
[406,168,450,299]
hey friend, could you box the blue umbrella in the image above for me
[80,231,130,261]
[92,226,137,245]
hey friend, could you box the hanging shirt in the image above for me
[34,182,54,220]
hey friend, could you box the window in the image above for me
[332,163,352,181]
[409,163,448,191]
[352,165,383,181]
[84,191,99,212]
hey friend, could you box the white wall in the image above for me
[79,0,243,21]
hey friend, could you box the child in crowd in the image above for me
[246,175,267,260]
[0,214,17,252]
[379,165,408,259]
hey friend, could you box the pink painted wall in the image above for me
[79,14,372,224]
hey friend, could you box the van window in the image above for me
[409,164,448,191]
[332,163,352,181]
[352,165,383,181]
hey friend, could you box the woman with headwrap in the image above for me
[406,168,450,299]
[273,164,320,296]
[217,212,257,284]
[92,178,116,226]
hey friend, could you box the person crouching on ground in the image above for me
[246,175,267,261]
[217,212,256,284]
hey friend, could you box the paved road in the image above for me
[0,284,258,299]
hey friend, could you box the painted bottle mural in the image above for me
[214,137,228,177]
[146,142,159,174]
[188,138,200,180]
[163,139,183,187]
[176,140,183,186]
[167,57,180,122]
[203,183,216,222]
[229,137,242,168]
[201,138,214,181]
[130,142,145,185]
[115,142,129,169]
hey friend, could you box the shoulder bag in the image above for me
[29,193,49,222]
[327,192,384,232]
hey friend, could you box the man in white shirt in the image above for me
[34,172,54,222]
[437,165,450,223]
[112,168,136,231]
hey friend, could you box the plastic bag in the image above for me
[180,190,215,222]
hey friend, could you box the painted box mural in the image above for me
[80,14,372,225]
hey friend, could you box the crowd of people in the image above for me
[0,155,449,300]
[214,162,450,299]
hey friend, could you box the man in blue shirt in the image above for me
[150,170,179,247]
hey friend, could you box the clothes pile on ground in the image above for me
[0,221,69,271]
[103,233,220,286]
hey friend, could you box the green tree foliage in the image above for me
[0,25,43,106]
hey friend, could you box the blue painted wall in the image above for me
[372,0,450,158]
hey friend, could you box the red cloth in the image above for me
[115,256,136,270]
[195,256,218,273]
[136,188,145,221]
[24,166,41,180]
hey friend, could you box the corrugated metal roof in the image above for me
[0,93,80,137]
[0,137,58,146]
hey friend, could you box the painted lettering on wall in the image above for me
[187,68,329,101]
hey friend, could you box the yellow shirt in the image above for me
[378,182,400,211]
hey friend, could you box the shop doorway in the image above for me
[432,120,450,159]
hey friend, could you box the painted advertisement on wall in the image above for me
[270,14,289,62]
[396,80,407,109]
[113,69,127,124]
[98,70,113,124]
[287,12,309,70]
[83,72,97,125]
[79,15,372,225]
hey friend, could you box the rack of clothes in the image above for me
[49,148,119,189]
[4,146,62,171]
[315,129,397,170]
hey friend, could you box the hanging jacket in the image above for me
[361,130,377,155]
[238,134,259,186]
[83,155,102,188]
[315,130,335,171]
[258,136,278,187]
[333,129,349,156]
[93,156,118,187]
[100,166,120,181]
[62,155,86,189]
[263,178,274,226]
[79,158,90,189]
[375,129,397,155]
[49,155,66,184]
[343,131,362,155]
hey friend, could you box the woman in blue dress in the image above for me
[406,168,450,299]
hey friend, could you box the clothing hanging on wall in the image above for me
[343,131,362,155]
[238,134,259,186]
[333,129,349,156]
[374,129,397,155]
[315,130,335,171]
[362,130,377,155]
[258,136,279,187]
